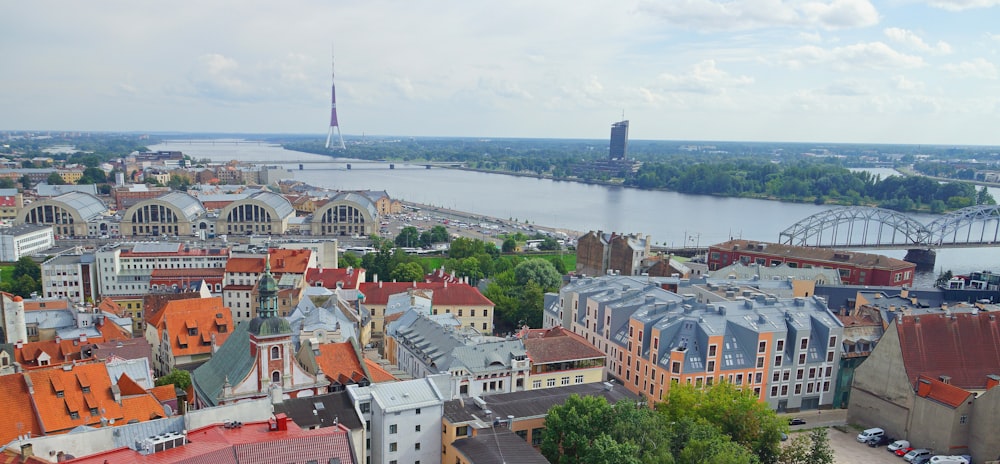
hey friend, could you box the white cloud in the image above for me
[891,75,925,91]
[924,0,1000,10]
[657,60,754,94]
[639,0,878,31]
[822,80,870,96]
[782,42,925,70]
[944,58,999,79]
[884,28,952,55]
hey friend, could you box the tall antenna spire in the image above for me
[325,43,346,150]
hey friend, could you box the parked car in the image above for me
[866,435,892,447]
[857,427,885,443]
[929,456,970,464]
[788,418,807,426]
[896,447,915,457]
[888,440,911,452]
[904,449,933,462]
[912,456,933,464]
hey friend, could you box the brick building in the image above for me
[575,231,651,277]
[707,240,915,287]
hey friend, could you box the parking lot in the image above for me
[825,427,906,464]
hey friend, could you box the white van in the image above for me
[857,427,885,443]
[888,440,910,452]
[929,456,970,464]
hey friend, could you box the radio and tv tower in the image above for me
[325,48,345,150]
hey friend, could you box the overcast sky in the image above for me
[2,1,999,145]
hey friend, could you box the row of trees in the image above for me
[541,382,834,464]
[1,257,43,298]
[628,158,993,212]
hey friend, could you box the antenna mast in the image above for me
[325,43,346,150]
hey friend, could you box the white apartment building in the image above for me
[348,375,449,464]
[96,242,230,297]
[0,224,54,261]
[41,253,97,303]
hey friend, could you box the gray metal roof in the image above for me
[157,191,206,220]
[37,183,99,197]
[330,192,377,217]
[369,377,445,413]
[192,322,255,407]
[48,191,108,221]
[248,191,294,219]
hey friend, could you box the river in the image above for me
[152,141,1000,287]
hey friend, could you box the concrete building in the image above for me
[0,188,22,221]
[0,223,54,261]
[547,275,845,411]
[848,311,1000,462]
[120,191,207,237]
[41,253,97,302]
[609,120,629,160]
[309,192,379,237]
[214,191,295,236]
[111,184,172,210]
[575,230,651,277]
[96,242,230,298]
[16,191,108,238]
[359,280,496,339]
[223,249,314,324]
[707,239,916,287]
[35,183,98,197]
[347,375,448,464]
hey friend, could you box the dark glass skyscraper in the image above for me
[610,120,629,160]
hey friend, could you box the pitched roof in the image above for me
[364,358,399,383]
[314,341,367,386]
[0,374,42,445]
[143,292,205,326]
[224,249,312,275]
[192,323,255,407]
[149,385,177,402]
[359,281,494,306]
[521,326,606,364]
[26,362,164,434]
[452,428,549,464]
[896,312,1000,389]
[916,374,973,408]
[305,267,364,290]
[158,297,232,359]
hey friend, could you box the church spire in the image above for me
[257,253,279,319]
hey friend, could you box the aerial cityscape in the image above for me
[2,1,1000,464]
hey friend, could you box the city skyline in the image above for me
[2,1,1000,145]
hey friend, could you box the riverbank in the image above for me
[400,200,588,243]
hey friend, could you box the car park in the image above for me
[857,427,885,443]
[888,440,911,452]
[904,449,932,462]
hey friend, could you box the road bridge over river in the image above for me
[779,205,1000,265]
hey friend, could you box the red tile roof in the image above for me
[0,374,42,445]
[26,362,165,434]
[224,249,312,275]
[315,342,367,386]
[151,268,226,278]
[157,297,232,358]
[915,374,973,408]
[359,281,494,306]
[521,326,606,365]
[0,196,17,207]
[363,358,398,383]
[896,312,1000,389]
[149,385,177,402]
[306,267,365,290]
[143,292,205,326]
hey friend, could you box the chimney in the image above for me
[79,333,87,344]
[900,286,909,299]
[379,281,383,288]
[20,443,33,459]
[986,374,1000,391]
[939,375,952,385]
[111,384,122,404]
[917,378,932,397]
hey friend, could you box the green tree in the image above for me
[395,226,420,248]
[14,256,41,281]
[46,172,66,185]
[935,269,954,287]
[20,175,31,189]
[390,262,425,282]
[514,258,562,291]
[155,368,192,390]
[339,252,362,269]
[777,429,833,464]
[0,178,14,189]
[418,230,433,248]
[502,237,517,253]
[81,167,107,184]
[454,257,485,286]
[429,225,450,243]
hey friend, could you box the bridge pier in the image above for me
[389,164,395,170]
[299,164,304,170]
[905,248,936,269]
[347,164,351,170]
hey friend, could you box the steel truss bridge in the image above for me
[779,205,1000,250]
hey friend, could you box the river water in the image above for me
[152,141,1000,287]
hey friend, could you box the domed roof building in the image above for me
[120,191,207,237]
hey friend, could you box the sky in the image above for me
[2,1,1000,145]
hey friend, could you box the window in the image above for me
[797,369,804,380]
[771,386,779,397]
[271,346,280,359]
[959,415,968,424]
[415,443,421,451]
[776,339,784,351]
[772,372,781,382]
[575,375,584,384]
[794,384,802,395]
[416,408,421,415]
[672,362,681,374]
[828,336,837,348]
[561,377,570,385]
[781,385,788,395]
[756,356,764,368]
[708,345,717,357]
[390,424,397,434]
[798,353,806,365]
[389,442,397,452]
[758,341,766,353]
[707,360,715,373]
[809,368,816,379]
[415,425,421,432]
[547,378,556,387]
[272,371,280,383]
[360,402,371,413]
[775,355,782,367]
[70,411,79,419]
[532,380,542,388]
[800,338,809,350]
[827,351,835,362]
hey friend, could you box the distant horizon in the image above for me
[10,130,1000,150]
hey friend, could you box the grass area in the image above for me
[0,265,13,284]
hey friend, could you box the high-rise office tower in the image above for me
[609,120,629,160]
